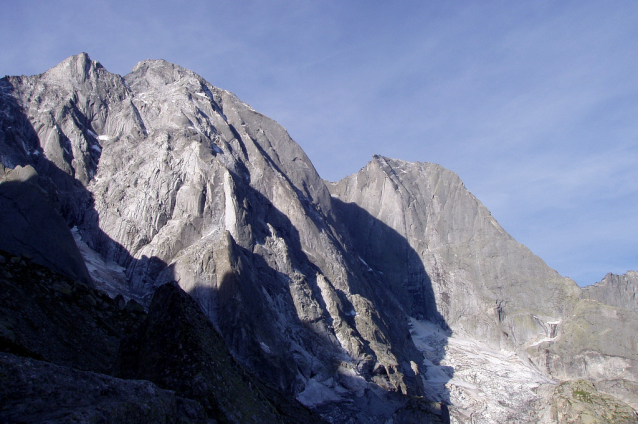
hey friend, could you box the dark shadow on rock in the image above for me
[329,198,452,397]
[0,247,147,374]
[0,76,167,302]
[330,197,447,327]
[116,281,327,424]
[0,351,209,424]
[192,170,452,421]
[0,176,93,286]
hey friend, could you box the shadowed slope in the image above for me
[115,281,326,424]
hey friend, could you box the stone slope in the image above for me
[0,352,210,424]
[0,249,144,373]
[116,282,324,424]
[545,380,638,424]
[0,251,326,423]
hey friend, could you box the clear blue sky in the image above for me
[2,0,637,286]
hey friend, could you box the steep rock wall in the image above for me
[0,54,447,423]
[328,155,581,352]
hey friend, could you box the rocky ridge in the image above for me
[0,53,636,423]
[583,271,638,312]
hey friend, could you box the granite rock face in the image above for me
[327,155,583,356]
[328,155,638,421]
[1,53,636,422]
[0,54,445,423]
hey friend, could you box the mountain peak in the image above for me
[44,53,105,83]
[128,58,205,88]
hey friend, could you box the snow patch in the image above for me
[259,342,271,354]
[71,227,142,303]
[358,256,373,271]
[296,378,343,407]
[409,317,557,423]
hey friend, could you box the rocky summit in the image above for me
[0,53,636,423]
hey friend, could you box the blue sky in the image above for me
[2,0,637,286]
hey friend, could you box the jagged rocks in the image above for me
[582,271,638,312]
[0,252,210,423]
[0,250,324,423]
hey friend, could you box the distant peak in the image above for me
[128,58,205,87]
[131,58,175,73]
[45,53,104,82]
[371,154,407,166]
[370,154,406,170]
[372,154,390,162]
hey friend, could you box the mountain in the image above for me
[0,53,636,423]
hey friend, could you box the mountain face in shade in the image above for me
[0,53,636,423]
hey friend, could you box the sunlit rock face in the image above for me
[1,53,636,423]
[327,155,581,351]
[329,155,638,421]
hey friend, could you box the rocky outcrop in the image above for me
[536,298,638,410]
[0,249,144,373]
[582,271,638,312]
[0,251,205,423]
[543,380,638,424]
[328,155,580,352]
[0,251,326,423]
[328,155,638,420]
[0,165,93,286]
